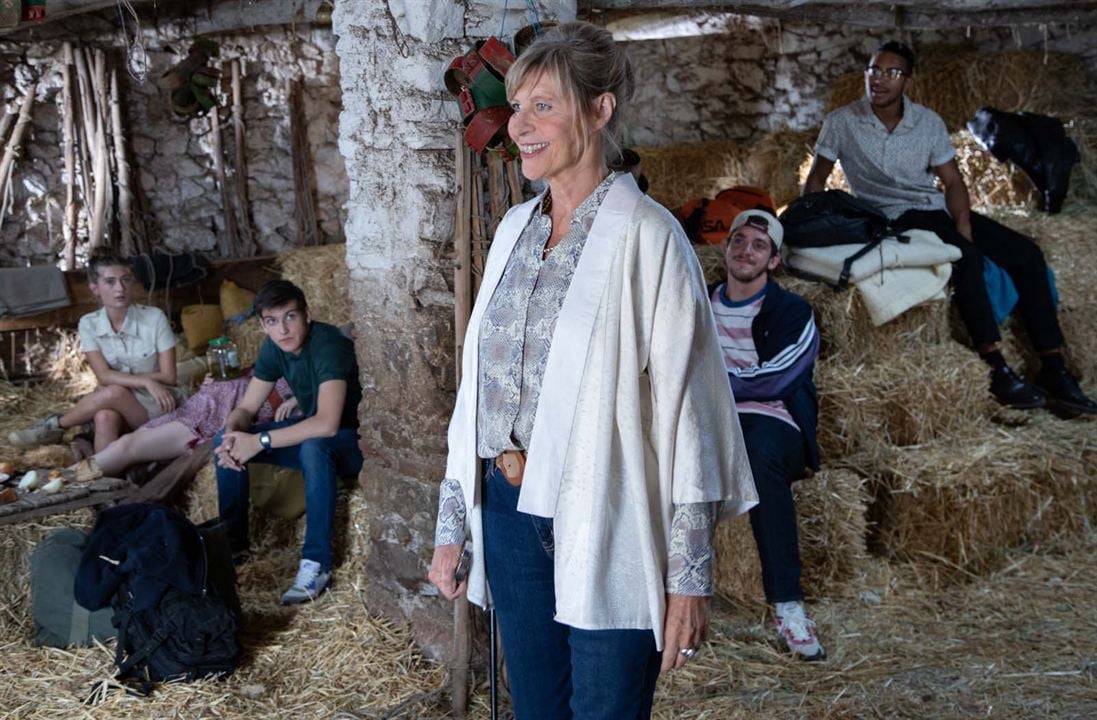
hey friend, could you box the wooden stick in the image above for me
[94,50,114,247]
[0,110,16,222]
[230,59,255,255]
[61,44,78,270]
[505,160,522,208]
[487,153,506,238]
[69,44,93,212]
[453,131,472,380]
[470,154,486,297]
[0,82,37,225]
[87,53,109,250]
[288,76,319,246]
[110,69,136,256]
[72,46,96,165]
[210,107,240,258]
[449,130,472,720]
[0,113,15,160]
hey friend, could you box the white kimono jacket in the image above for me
[445,173,757,648]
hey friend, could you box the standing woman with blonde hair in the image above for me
[429,22,757,719]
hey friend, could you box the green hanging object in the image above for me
[161,38,222,119]
[0,0,20,28]
[22,0,46,21]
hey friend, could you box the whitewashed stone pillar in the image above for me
[333,0,574,658]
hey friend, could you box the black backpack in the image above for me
[75,504,240,690]
[780,190,901,288]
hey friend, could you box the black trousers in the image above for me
[893,209,1064,352]
[741,413,806,604]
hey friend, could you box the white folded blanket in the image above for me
[786,229,962,326]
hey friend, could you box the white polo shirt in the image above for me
[814,97,956,219]
[77,304,175,375]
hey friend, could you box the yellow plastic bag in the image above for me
[220,280,255,322]
[181,304,224,352]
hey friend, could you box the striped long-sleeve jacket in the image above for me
[709,278,821,472]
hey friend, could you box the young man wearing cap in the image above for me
[709,209,825,661]
[214,279,363,605]
[803,40,1095,416]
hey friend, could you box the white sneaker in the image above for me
[774,601,827,661]
[280,559,331,605]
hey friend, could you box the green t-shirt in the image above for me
[254,321,361,429]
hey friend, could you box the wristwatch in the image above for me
[259,431,273,452]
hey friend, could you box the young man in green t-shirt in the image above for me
[215,280,363,604]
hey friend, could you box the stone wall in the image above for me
[623,15,1097,147]
[0,21,346,267]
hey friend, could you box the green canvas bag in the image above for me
[31,528,116,648]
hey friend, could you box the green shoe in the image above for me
[7,413,63,448]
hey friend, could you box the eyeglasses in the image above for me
[865,66,907,81]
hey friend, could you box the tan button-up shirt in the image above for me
[77,304,175,375]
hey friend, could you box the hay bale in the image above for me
[977,211,1097,381]
[226,317,267,370]
[745,128,817,208]
[277,243,351,327]
[636,140,752,210]
[713,514,763,604]
[797,469,870,597]
[815,342,992,458]
[779,275,953,363]
[865,418,1097,574]
[953,131,1036,210]
[715,468,869,603]
[694,244,725,286]
[183,460,220,524]
[796,149,850,196]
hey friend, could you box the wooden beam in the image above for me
[583,2,1097,29]
[0,0,328,37]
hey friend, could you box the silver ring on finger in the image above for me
[679,647,697,659]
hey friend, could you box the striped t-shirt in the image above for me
[710,284,799,430]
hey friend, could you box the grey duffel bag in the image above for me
[31,528,116,648]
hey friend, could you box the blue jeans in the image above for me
[740,413,807,604]
[214,419,364,572]
[482,464,662,720]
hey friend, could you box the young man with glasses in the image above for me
[709,209,826,661]
[8,252,186,451]
[803,41,1095,416]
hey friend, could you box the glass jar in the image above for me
[207,336,241,380]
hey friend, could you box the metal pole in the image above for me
[489,607,499,720]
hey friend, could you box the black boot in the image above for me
[989,366,1046,409]
[1035,366,1097,416]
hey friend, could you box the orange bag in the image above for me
[676,186,776,245]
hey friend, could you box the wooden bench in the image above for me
[0,477,136,526]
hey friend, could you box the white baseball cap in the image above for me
[729,209,784,251]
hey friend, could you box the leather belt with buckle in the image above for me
[495,450,526,487]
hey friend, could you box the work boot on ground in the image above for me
[281,559,330,605]
[774,601,827,661]
[7,414,64,449]
[989,366,1045,410]
[1035,366,1097,417]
